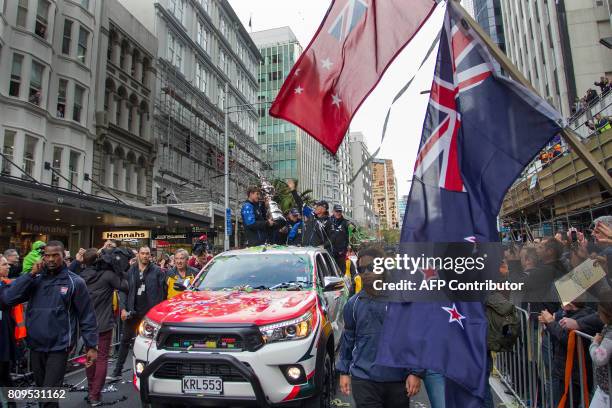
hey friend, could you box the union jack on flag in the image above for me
[414,15,494,192]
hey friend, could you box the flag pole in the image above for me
[450,0,612,194]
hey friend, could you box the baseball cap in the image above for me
[289,208,300,216]
[314,200,329,210]
[333,204,343,212]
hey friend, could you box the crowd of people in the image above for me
[500,216,612,408]
[0,235,214,407]
[572,76,611,118]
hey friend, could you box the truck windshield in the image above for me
[191,253,313,291]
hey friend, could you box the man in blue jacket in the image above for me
[337,247,422,408]
[1,241,98,406]
[241,186,274,246]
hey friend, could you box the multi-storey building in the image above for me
[501,0,612,117]
[93,0,157,205]
[372,159,400,230]
[472,0,505,53]
[325,136,352,218]
[120,0,266,205]
[461,0,476,18]
[398,194,408,229]
[251,27,325,199]
[349,132,375,229]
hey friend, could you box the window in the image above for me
[169,0,185,24]
[2,131,15,175]
[197,21,208,51]
[16,0,28,28]
[220,18,227,38]
[35,0,50,39]
[196,63,207,93]
[167,34,183,71]
[57,79,67,118]
[77,27,89,64]
[29,61,44,105]
[80,0,89,10]
[62,20,72,55]
[73,85,84,122]
[51,146,62,187]
[9,54,24,97]
[69,151,79,189]
[23,135,37,179]
[199,0,208,12]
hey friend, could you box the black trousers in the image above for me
[29,350,69,408]
[112,316,141,377]
[351,377,411,408]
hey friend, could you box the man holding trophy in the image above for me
[241,182,285,247]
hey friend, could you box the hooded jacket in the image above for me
[0,266,98,352]
[80,264,128,333]
[22,241,45,273]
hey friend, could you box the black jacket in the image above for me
[302,215,333,251]
[0,281,16,362]
[8,263,21,279]
[119,263,167,316]
[508,260,566,313]
[241,200,269,246]
[1,266,98,352]
[330,216,349,255]
[80,265,128,333]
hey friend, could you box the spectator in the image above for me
[594,114,612,133]
[0,255,26,391]
[80,248,128,406]
[110,246,166,381]
[337,247,422,408]
[22,240,45,273]
[241,185,274,246]
[586,88,599,105]
[166,249,198,299]
[302,200,333,250]
[589,297,612,408]
[539,301,595,407]
[0,241,97,408]
[158,254,171,273]
[3,249,21,278]
[187,250,211,271]
[594,76,610,95]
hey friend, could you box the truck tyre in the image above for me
[302,351,333,408]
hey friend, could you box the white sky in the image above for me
[229,0,447,196]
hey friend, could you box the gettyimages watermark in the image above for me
[365,243,610,303]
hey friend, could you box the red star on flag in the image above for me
[442,303,466,329]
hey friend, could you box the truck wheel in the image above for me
[302,351,333,408]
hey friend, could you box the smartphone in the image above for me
[571,230,578,243]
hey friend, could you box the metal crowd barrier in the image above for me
[494,306,612,408]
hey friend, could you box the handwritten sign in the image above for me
[554,259,606,306]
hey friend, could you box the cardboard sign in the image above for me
[554,259,606,306]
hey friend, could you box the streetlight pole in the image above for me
[224,82,230,251]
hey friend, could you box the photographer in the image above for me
[80,248,128,406]
[109,246,166,381]
[0,241,98,407]
[189,234,212,270]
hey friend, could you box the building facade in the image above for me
[120,0,266,205]
[461,0,476,18]
[372,158,399,230]
[398,194,408,229]
[473,0,505,52]
[93,0,157,206]
[349,132,375,229]
[501,0,612,117]
[320,136,353,217]
[251,27,325,200]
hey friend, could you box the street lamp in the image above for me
[222,84,272,251]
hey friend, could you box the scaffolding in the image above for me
[153,59,266,206]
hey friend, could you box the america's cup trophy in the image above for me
[260,177,286,224]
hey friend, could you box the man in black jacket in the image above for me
[81,248,128,405]
[1,241,98,408]
[302,200,334,251]
[330,204,350,270]
[109,246,166,381]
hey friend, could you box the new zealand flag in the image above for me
[376,3,562,407]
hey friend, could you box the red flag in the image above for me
[269,0,438,154]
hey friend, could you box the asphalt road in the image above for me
[55,352,432,408]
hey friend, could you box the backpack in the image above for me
[485,292,520,352]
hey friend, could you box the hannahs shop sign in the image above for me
[102,230,150,240]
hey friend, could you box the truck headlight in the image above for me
[259,311,314,344]
[138,317,161,340]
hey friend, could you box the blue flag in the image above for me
[376,3,562,407]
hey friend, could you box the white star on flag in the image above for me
[294,86,304,94]
[322,58,333,70]
[331,94,342,107]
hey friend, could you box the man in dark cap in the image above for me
[285,208,304,245]
[330,204,350,270]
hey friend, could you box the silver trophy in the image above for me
[260,178,286,223]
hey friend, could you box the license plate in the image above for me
[181,376,223,395]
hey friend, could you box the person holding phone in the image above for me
[0,241,98,408]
